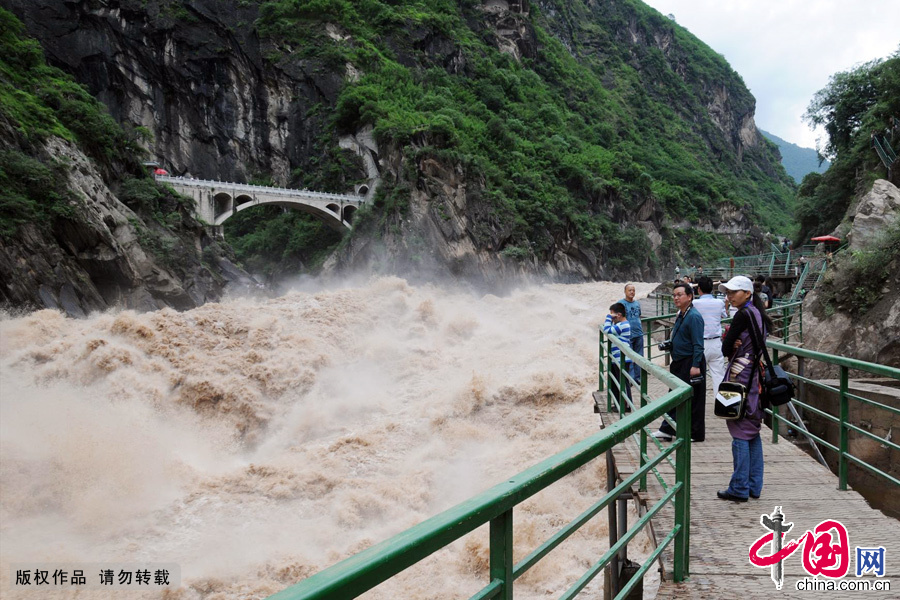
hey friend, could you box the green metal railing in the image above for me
[702,245,832,281]
[599,326,694,588]
[649,296,804,346]
[270,335,694,600]
[766,300,804,345]
[766,341,900,491]
[872,133,898,170]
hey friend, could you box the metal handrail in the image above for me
[268,335,694,600]
[766,340,900,490]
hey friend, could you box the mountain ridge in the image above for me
[760,129,829,184]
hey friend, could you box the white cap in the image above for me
[719,275,753,294]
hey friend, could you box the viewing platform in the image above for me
[598,376,900,599]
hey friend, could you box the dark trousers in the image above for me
[659,355,706,441]
[609,362,633,411]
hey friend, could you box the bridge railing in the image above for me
[767,341,900,492]
[268,335,694,600]
[707,245,826,279]
[156,176,364,203]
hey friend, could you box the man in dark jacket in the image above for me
[652,282,707,442]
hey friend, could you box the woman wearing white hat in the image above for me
[716,276,774,502]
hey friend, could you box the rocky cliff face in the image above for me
[0,4,261,317]
[798,180,900,375]
[328,151,765,285]
[802,277,900,377]
[0,132,252,317]
[3,0,330,184]
[323,0,771,283]
[6,0,789,289]
[841,179,900,250]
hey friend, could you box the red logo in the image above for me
[750,519,850,577]
[749,507,850,589]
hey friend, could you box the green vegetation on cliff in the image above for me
[817,222,900,316]
[237,0,795,274]
[0,8,142,237]
[795,50,900,242]
[0,7,228,288]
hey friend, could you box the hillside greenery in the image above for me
[0,7,219,277]
[817,221,900,316]
[229,0,796,274]
[0,8,145,238]
[226,206,343,276]
[3,1,799,278]
[795,50,900,242]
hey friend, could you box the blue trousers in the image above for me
[727,435,764,499]
[629,334,644,384]
[609,362,633,410]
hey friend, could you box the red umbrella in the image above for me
[154,168,169,175]
[810,235,840,242]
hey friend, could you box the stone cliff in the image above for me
[5,0,793,292]
[4,0,325,184]
[0,5,260,317]
[799,179,900,375]
[0,128,253,316]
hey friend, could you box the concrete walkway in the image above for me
[599,378,900,599]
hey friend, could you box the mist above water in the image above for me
[0,277,657,599]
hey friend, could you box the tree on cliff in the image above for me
[795,49,900,242]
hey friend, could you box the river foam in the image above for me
[0,277,657,598]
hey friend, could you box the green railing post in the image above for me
[598,329,606,393]
[639,368,648,492]
[619,351,627,416]
[673,398,691,582]
[490,510,513,600]
[782,307,789,344]
[607,339,614,411]
[839,366,849,490]
[799,306,803,344]
[771,349,780,443]
[664,326,671,367]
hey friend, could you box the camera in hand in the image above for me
[657,340,673,352]
[690,374,705,386]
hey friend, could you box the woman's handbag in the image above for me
[714,380,748,419]
[714,349,757,419]
[748,312,795,407]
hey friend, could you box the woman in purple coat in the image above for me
[716,276,774,502]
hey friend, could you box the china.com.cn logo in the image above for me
[748,506,887,590]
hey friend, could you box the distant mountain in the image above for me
[761,130,830,183]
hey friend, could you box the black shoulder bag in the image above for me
[714,308,758,420]
[747,309,794,408]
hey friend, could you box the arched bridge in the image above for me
[157,176,366,231]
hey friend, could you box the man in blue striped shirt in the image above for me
[603,303,632,411]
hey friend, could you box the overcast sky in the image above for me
[640,0,899,150]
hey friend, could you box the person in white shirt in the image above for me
[692,276,729,396]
